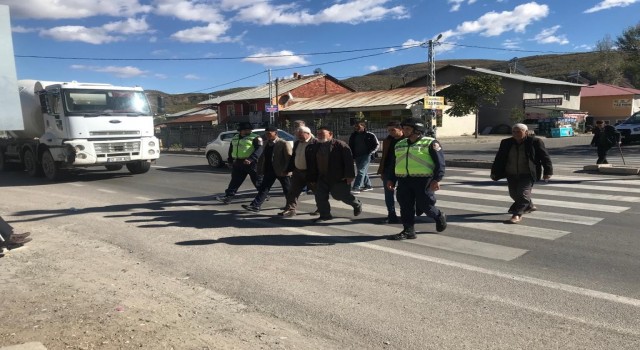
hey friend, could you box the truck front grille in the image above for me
[94,141,141,154]
[90,131,140,136]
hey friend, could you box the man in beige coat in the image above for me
[242,126,292,212]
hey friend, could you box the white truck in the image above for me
[0,80,160,180]
[615,111,640,144]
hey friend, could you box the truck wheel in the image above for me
[126,161,151,174]
[105,164,124,171]
[207,151,224,168]
[23,149,44,177]
[41,150,65,181]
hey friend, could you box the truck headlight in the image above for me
[148,150,156,155]
[75,145,85,151]
[77,153,87,159]
[148,141,156,147]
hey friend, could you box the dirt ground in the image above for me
[0,215,328,350]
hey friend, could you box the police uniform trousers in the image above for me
[506,174,534,216]
[396,176,441,228]
[314,176,361,218]
[224,159,262,197]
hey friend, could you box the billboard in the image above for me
[0,5,23,131]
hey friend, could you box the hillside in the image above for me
[150,51,631,114]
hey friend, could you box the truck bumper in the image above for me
[62,137,161,166]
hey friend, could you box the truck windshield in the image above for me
[63,90,151,116]
[621,112,640,125]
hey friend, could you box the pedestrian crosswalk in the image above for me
[551,154,640,172]
[226,167,638,262]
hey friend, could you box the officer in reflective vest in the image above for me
[216,122,263,204]
[385,117,447,239]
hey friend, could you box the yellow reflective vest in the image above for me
[394,137,436,177]
[231,133,258,159]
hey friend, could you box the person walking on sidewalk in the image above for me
[216,122,263,204]
[387,117,447,240]
[348,121,379,193]
[377,121,404,224]
[0,216,32,250]
[241,126,292,212]
[590,120,621,164]
[278,126,318,217]
[307,126,363,223]
[490,123,553,224]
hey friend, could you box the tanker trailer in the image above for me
[0,80,160,180]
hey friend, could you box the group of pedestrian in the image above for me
[214,117,453,238]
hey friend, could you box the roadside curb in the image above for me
[583,164,640,175]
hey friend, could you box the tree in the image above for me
[593,34,623,84]
[616,22,640,87]
[441,74,504,138]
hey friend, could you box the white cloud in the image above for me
[41,26,124,44]
[584,0,639,13]
[235,0,408,25]
[39,18,152,44]
[574,44,593,51]
[151,49,169,56]
[154,0,224,23]
[366,65,379,71]
[4,0,151,19]
[242,50,309,67]
[448,0,478,12]
[170,23,237,43]
[502,39,522,49]
[71,65,148,78]
[442,2,549,41]
[184,74,201,80]
[11,25,38,33]
[155,73,168,79]
[533,25,569,45]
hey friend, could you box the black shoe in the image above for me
[416,209,424,216]
[384,215,400,224]
[241,204,260,213]
[312,216,333,223]
[389,227,415,240]
[353,204,362,216]
[436,212,447,232]
[216,195,232,204]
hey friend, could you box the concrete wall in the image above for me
[581,95,639,122]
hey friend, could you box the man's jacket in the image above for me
[306,139,356,184]
[256,137,292,176]
[491,136,553,181]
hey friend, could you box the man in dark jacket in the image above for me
[216,122,263,204]
[590,120,621,164]
[376,121,404,224]
[348,121,379,193]
[491,123,553,224]
[279,126,317,217]
[307,126,363,223]
[241,126,291,212]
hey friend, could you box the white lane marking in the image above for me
[135,197,152,201]
[301,199,571,240]
[464,170,640,183]
[350,193,603,225]
[437,189,629,213]
[97,188,117,194]
[447,175,640,194]
[68,183,85,187]
[239,217,640,308]
[337,223,528,261]
[446,183,640,203]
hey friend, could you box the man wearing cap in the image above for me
[216,122,263,204]
[491,123,553,224]
[241,126,292,212]
[386,117,447,240]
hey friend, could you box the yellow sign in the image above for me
[424,96,445,109]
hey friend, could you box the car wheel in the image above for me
[41,149,65,181]
[207,151,224,168]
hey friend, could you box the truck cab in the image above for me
[615,111,640,144]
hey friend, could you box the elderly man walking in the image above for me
[307,126,363,223]
[491,123,553,224]
[278,126,317,217]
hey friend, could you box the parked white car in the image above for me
[205,128,295,168]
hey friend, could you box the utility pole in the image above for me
[426,34,442,138]
[268,69,274,125]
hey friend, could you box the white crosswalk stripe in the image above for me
[230,169,638,262]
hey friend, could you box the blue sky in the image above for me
[2,0,639,94]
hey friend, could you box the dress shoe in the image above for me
[312,216,333,223]
[241,204,260,213]
[278,209,296,217]
[353,204,362,216]
[435,212,447,232]
[389,227,416,240]
[504,215,521,224]
[7,235,32,245]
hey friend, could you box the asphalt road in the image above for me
[2,139,640,349]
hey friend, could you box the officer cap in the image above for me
[237,122,253,131]
[401,117,426,134]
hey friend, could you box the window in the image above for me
[563,91,570,101]
[249,103,257,112]
[226,105,235,117]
